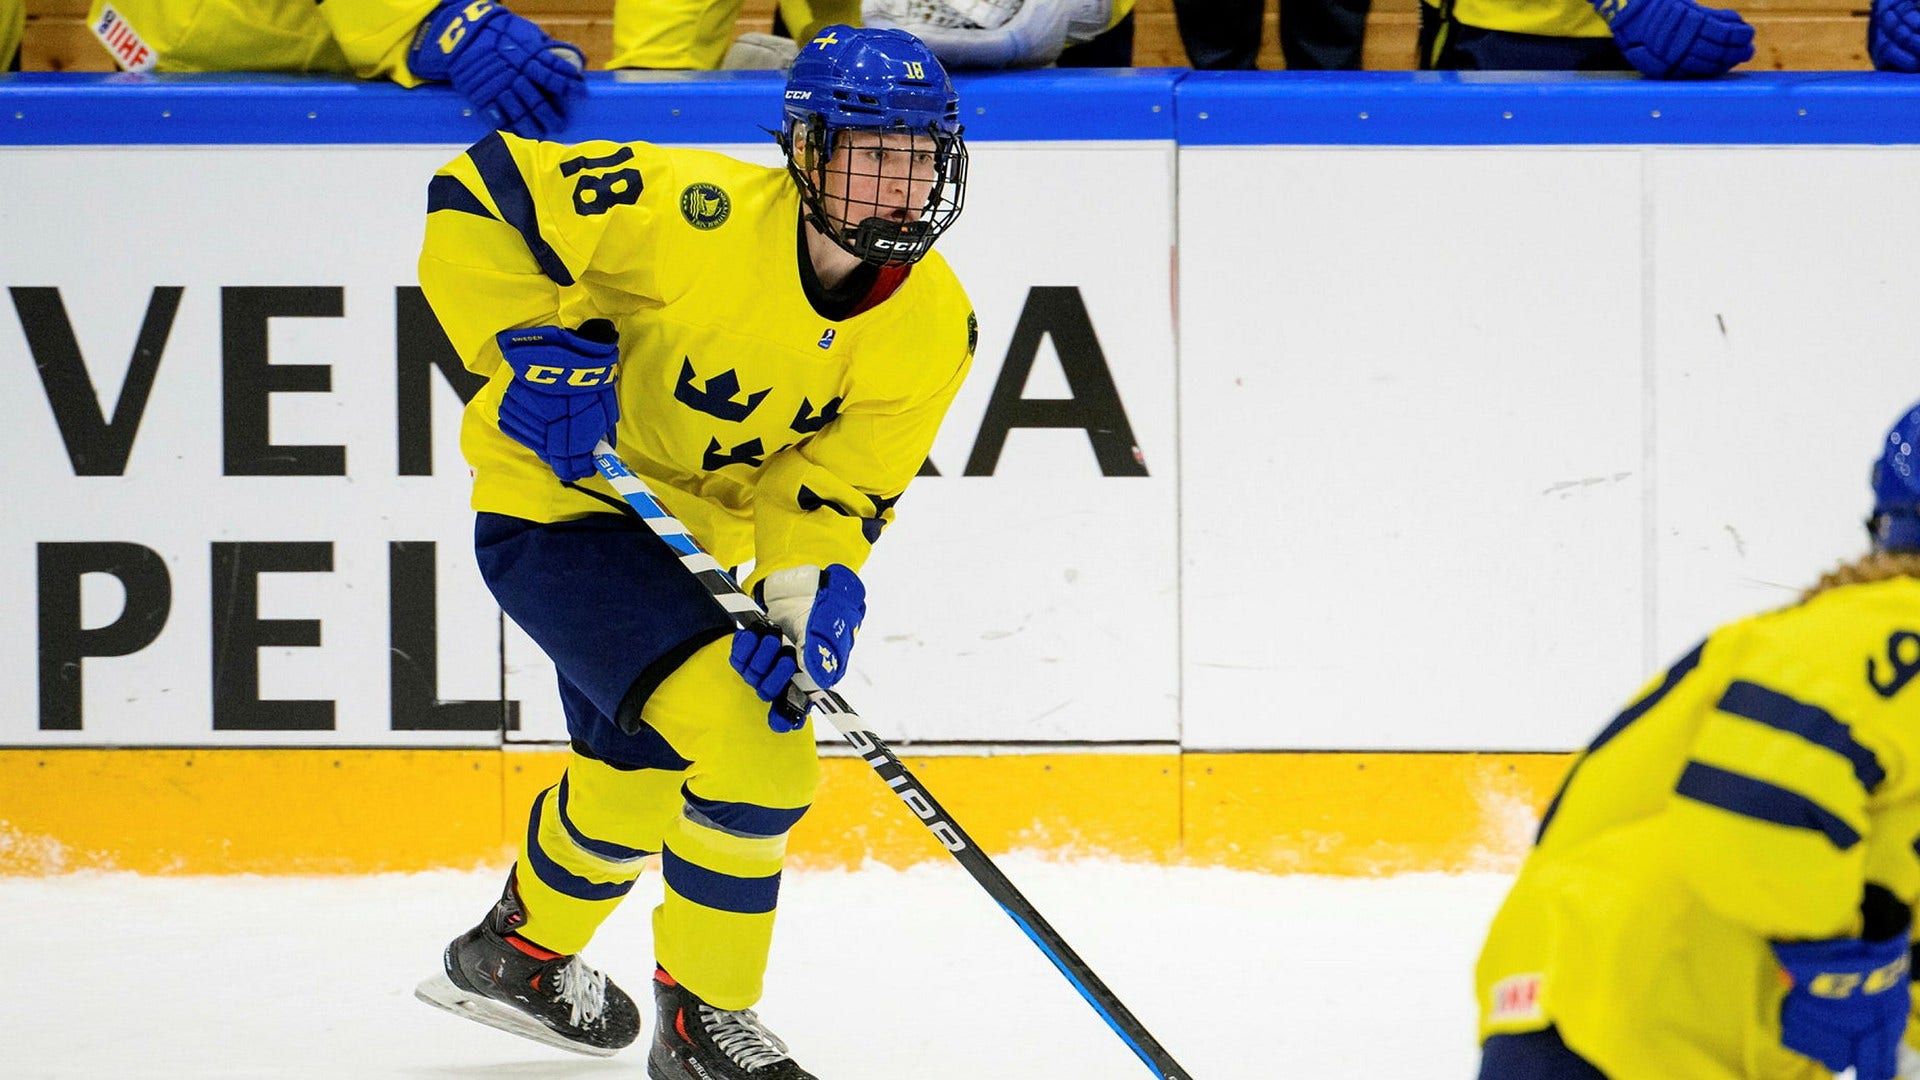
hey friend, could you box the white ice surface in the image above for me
[2,862,1510,1079]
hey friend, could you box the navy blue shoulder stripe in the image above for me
[1675,760,1861,850]
[466,132,574,287]
[426,173,494,219]
[1535,640,1706,843]
[1589,639,1707,756]
[1716,680,1883,792]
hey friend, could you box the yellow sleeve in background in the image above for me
[608,0,748,69]
[607,0,865,70]
[315,0,442,85]
[80,0,438,78]
[3,0,23,70]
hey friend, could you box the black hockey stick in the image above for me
[589,441,1193,1080]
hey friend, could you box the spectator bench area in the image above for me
[20,0,1877,74]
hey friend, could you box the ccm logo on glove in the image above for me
[494,321,621,482]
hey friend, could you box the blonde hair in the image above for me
[1802,549,1920,601]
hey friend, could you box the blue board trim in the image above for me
[1175,71,1920,146]
[0,68,1180,146]
[7,70,1920,147]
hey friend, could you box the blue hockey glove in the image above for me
[758,564,867,689]
[1772,926,1912,1080]
[1871,0,1920,71]
[408,0,586,139]
[729,630,810,733]
[494,322,619,482]
[1593,0,1754,78]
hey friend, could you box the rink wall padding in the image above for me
[0,749,1570,876]
[7,72,1920,875]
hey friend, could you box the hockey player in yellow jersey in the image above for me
[81,0,584,138]
[411,26,973,1079]
[1475,402,1920,1079]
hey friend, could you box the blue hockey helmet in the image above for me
[780,26,967,266]
[1870,401,1920,551]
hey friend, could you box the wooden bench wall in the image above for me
[21,0,1871,75]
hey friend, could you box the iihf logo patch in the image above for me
[1488,974,1543,1023]
[817,329,836,350]
[678,182,731,230]
[92,4,156,72]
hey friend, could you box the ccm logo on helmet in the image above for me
[785,90,812,99]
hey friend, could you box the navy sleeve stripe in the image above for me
[466,132,575,287]
[661,846,782,915]
[426,174,495,219]
[1536,640,1705,842]
[1675,761,1862,850]
[1716,680,1883,792]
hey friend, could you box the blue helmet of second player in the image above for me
[1870,401,1920,552]
[781,25,968,267]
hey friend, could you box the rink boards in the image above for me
[4,71,1920,873]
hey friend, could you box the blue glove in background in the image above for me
[760,565,867,690]
[1871,0,1920,71]
[1594,0,1754,78]
[408,0,586,139]
[729,631,809,733]
[494,323,619,482]
[1771,932,1911,1080]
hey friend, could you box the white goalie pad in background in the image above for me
[862,0,1113,68]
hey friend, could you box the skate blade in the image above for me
[414,972,621,1059]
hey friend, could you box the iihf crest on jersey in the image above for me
[679,183,731,230]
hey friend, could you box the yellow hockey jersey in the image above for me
[4,0,22,71]
[418,133,974,585]
[84,0,435,80]
[1423,0,1608,43]
[1477,574,1920,1079]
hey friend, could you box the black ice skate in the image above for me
[414,872,641,1057]
[648,967,819,1079]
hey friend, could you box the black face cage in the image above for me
[785,116,969,267]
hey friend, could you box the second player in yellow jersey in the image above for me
[1475,401,1920,1080]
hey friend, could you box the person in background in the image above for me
[1474,401,1920,1080]
[80,0,584,138]
[4,0,21,72]
[609,0,860,69]
[412,25,976,1079]
[1173,0,1370,72]
[1418,0,1752,77]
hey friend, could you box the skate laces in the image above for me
[549,956,608,1027]
[698,1004,791,1069]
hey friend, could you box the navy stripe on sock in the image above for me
[682,785,809,839]
[557,773,655,863]
[661,846,782,915]
[525,790,637,902]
